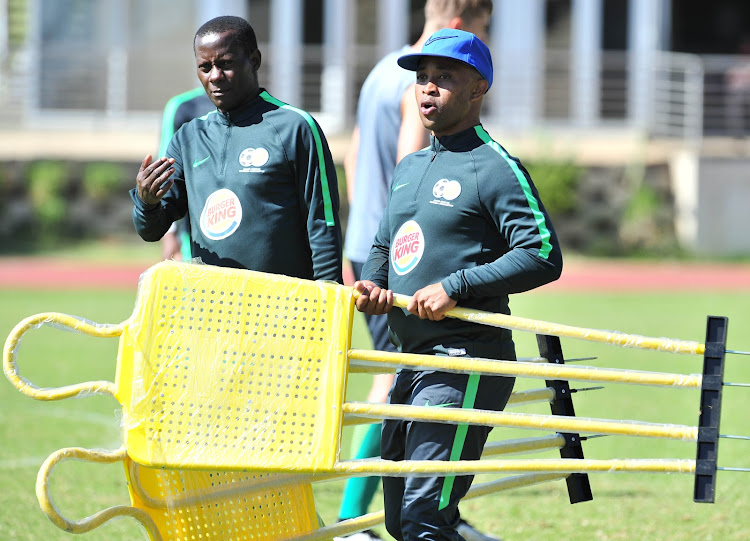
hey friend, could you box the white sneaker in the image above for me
[457,519,502,541]
[333,530,383,541]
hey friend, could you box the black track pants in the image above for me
[381,368,515,541]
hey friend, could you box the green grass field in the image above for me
[1,280,749,540]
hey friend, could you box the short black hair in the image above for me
[194,16,258,55]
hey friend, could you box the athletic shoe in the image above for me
[457,518,502,541]
[333,530,383,541]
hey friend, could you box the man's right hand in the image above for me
[354,280,393,315]
[136,154,175,205]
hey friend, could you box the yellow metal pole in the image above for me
[333,457,696,476]
[348,350,703,389]
[480,434,566,456]
[385,292,705,355]
[343,402,699,440]
[506,387,556,406]
[463,472,568,499]
[291,473,569,541]
[343,387,556,427]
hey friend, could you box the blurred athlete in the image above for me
[158,87,214,261]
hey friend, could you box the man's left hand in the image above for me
[407,282,456,321]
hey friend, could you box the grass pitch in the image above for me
[1,283,749,540]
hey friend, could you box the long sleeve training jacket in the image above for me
[132,89,343,283]
[363,124,563,359]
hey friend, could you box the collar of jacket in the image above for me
[430,124,484,153]
[217,88,266,125]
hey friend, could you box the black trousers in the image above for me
[381,368,515,541]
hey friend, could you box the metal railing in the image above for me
[701,54,750,137]
[4,26,746,144]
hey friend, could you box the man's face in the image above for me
[415,56,484,137]
[195,31,260,112]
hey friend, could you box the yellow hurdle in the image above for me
[3,260,722,540]
[3,260,710,476]
[31,435,572,540]
[115,261,353,472]
[36,446,322,541]
[34,444,571,541]
[4,261,712,473]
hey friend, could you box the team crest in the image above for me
[431,179,461,207]
[392,220,424,275]
[239,147,269,171]
[200,188,242,240]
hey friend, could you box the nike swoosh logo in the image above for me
[424,400,456,408]
[192,156,211,168]
[393,182,410,191]
[424,35,458,47]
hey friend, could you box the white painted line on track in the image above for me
[0,407,123,470]
[0,440,124,471]
[0,406,121,428]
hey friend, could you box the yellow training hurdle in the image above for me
[35,446,321,541]
[33,443,568,541]
[3,259,736,539]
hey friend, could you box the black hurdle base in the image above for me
[694,316,728,503]
[537,334,594,504]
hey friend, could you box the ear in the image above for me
[470,78,489,100]
[447,17,463,30]
[250,49,262,72]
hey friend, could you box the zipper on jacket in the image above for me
[221,112,231,176]
[414,147,439,201]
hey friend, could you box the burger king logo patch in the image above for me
[200,189,243,240]
[391,220,424,275]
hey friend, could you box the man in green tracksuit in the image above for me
[355,29,563,540]
[132,16,342,283]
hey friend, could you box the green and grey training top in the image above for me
[132,89,343,283]
[363,124,563,359]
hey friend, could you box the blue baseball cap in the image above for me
[398,28,493,90]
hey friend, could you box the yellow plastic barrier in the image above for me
[115,261,353,472]
[4,260,721,540]
[4,260,710,477]
[35,444,571,541]
[35,446,322,541]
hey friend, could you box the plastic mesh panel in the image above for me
[125,458,319,540]
[116,261,353,472]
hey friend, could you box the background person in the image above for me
[725,34,750,139]
[338,2,496,540]
[132,16,342,283]
[157,87,214,261]
[354,29,563,541]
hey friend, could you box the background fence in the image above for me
[2,29,749,143]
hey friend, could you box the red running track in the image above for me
[0,257,749,291]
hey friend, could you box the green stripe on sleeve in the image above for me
[438,373,481,511]
[259,91,336,227]
[474,125,554,259]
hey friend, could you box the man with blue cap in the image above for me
[354,28,563,541]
